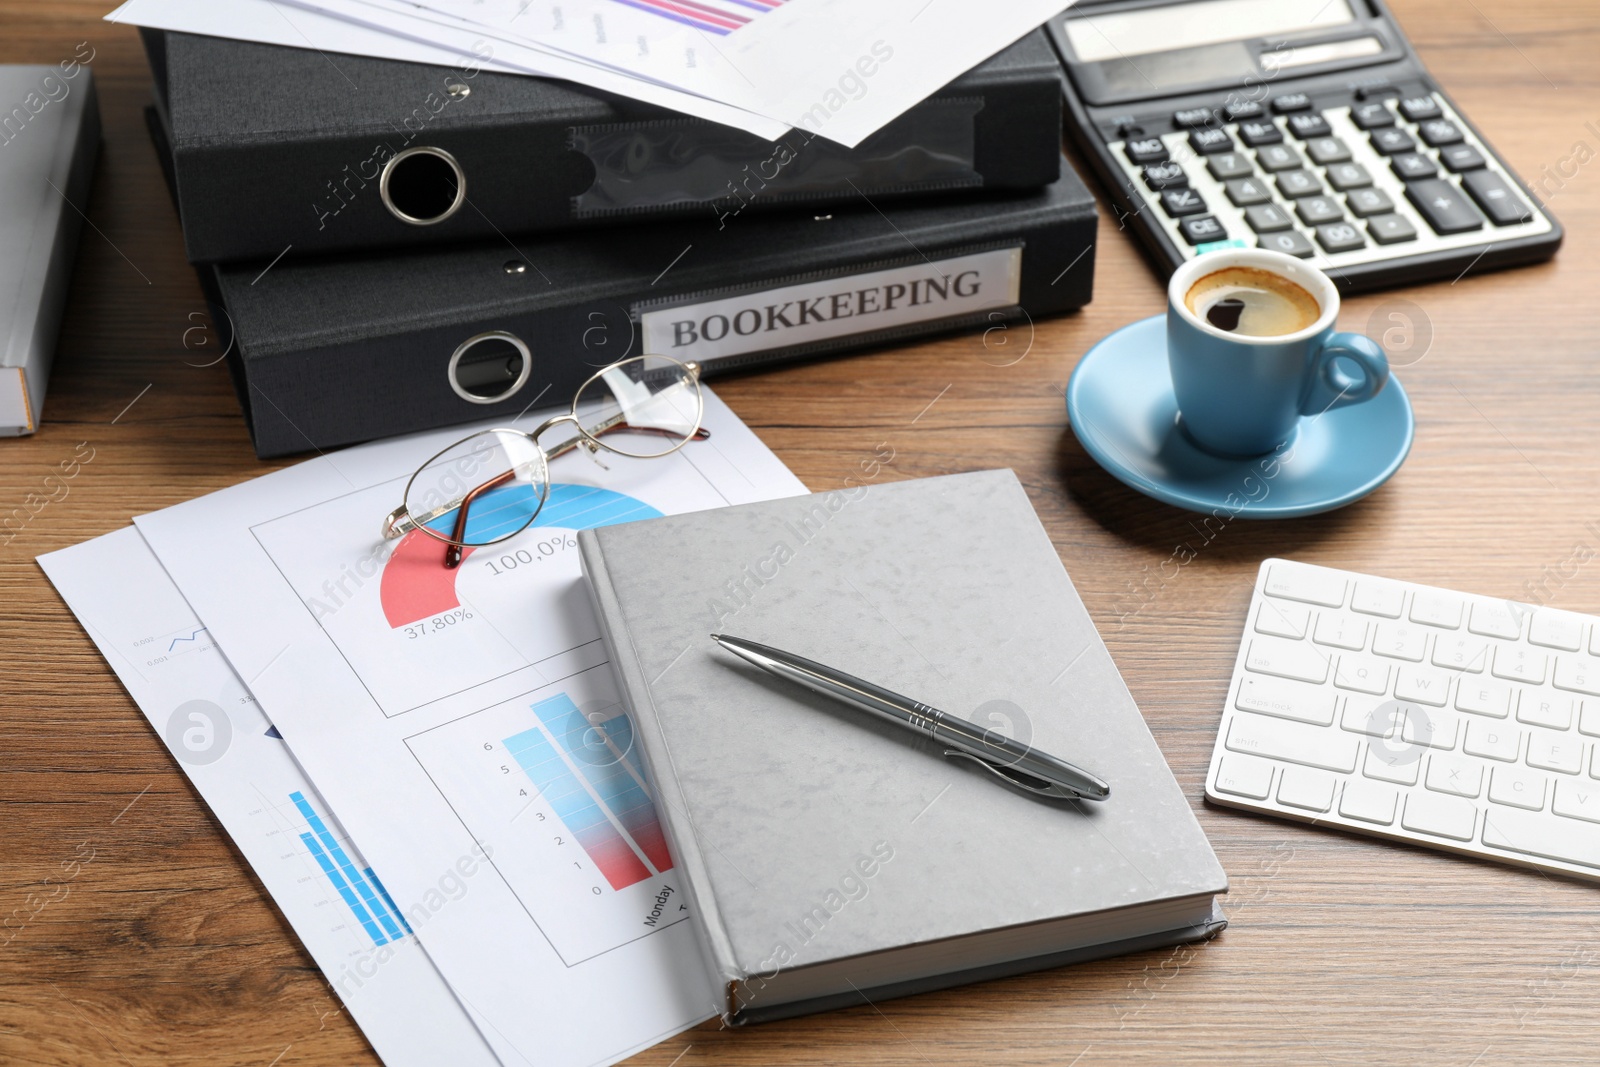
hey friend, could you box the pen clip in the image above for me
[941,749,1087,802]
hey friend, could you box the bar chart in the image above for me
[291,791,413,948]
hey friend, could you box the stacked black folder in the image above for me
[142,29,1098,457]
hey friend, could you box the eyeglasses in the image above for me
[382,355,706,569]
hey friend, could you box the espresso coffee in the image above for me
[1185,266,1321,338]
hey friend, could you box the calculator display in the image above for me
[1064,0,1355,63]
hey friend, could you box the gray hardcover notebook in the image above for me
[579,470,1227,1023]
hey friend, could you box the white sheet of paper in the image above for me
[106,0,789,139]
[133,391,808,1067]
[38,527,502,1067]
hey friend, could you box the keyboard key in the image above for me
[1272,93,1313,113]
[1370,127,1416,155]
[1347,187,1396,218]
[1465,718,1521,762]
[1334,656,1391,695]
[1410,591,1463,629]
[1236,675,1337,726]
[1295,195,1344,226]
[1373,623,1425,662]
[1403,792,1477,841]
[1519,693,1575,730]
[1368,213,1418,245]
[1258,229,1316,257]
[1237,119,1284,147]
[1306,136,1350,164]
[1492,645,1547,685]
[1227,711,1359,773]
[1439,144,1486,172]
[1180,215,1227,245]
[1255,599,1309,638]
[1364,741,1420,785]
[1161,187,1207,217]
[1485,805,1600,868]
[1462,169,1534,226]
[1214,753,1275,799]
[1353,583,1404,619]
[1350,102,1395,129]
[1432,634,1488,672]
[1142,161,1189,190]
[1581,702,1600,738]
[1529,611,1584,652]
[1287,112,1332,140]
[1339,779,1398,824]
[1173,106,1217,128]
[1396,666,1452,706]
[1456,677,1512,718]
[1125,137,1169,164]
[1278,766,1336,812]
[1398,95,1442,122]
[1527,729,1582,775]
[1489,765,1547,810]
[1201,155,1249,183]
[1402,706,1459,750]
[1390,153,1438,181]
[1408,178,1487,234]
[1315,222,1366,254]
[1326,162,1373,191]
[1245,204,1294,234]
[1418,119,1464,147]
[1592,627,1600,656]
[1554,780,1600,824]
[1554,655,1600,696]
[1276,170,1322,198]
[1343,695,1401,737]
[1224,100,1265,122]
[1245,636,1332,683]
[1257,144,1304,172]
[1313,613,1367,651]
[1189,127,1234,154]
[1265,563,1346,607]
[1427,752,1484,798]
[1468,601,1523,640]
[1225,176,1273,206]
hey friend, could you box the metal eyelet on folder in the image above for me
[380,146,467,226]
[447,331,531,405]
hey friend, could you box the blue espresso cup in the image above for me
[1167,249,1389,457]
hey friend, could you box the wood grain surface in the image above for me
[2,1,1598,1064]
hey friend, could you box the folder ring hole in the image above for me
[448,331,531,405]
[380,146,467,226]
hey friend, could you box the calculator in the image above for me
[1046,0,1562,291]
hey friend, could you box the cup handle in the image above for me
[1300,332,1390,416]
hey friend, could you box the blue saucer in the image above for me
[1066,315,1413,519]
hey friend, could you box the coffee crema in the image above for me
[1184,266,1321,338]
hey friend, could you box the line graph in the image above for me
[609,0,784,34]
[167,626,207,651]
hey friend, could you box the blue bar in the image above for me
[291,792,403,941]
[368,869,413,935]
[300,831,387,945]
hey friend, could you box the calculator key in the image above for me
[1418,119,1464,147]
[1367,213,1418,245]
[1225,177,1273,206]
[1295,195,1344,226]
[1306,136,1352,165]
[1237,119,1284,147]
[1189,127,1234,154]
[1398,95,1443,122]
[1272,92,1313,113]
[1370,127,1417,155]
[1245,204,1294,233]
[1391,153,1439,181]
[1224,99,1265,122]
[1287,112,1332,139]
[1259,230,1315,258]
[1142,161,1189,190]
[1124,138,1169,164]
[1350,102,1396,129]
[1161,187,1208,217]
[1276,170,1322,198]
[1116,121,1147,139]
[1346,187,1395,217]
[1462,169,1535,226]
[1326,162,1373,191]
[1206,152,1255,180]
[1173,106,1217,128]
[1439,144,1486,172]
[1407,178,1487,234]
[1256,144,1304,172]
[1316,221,1367,254]
[1179,215,1227,245]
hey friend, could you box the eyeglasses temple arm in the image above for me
[445,467,519,569]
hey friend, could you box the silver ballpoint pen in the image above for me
[710,634,1110,802]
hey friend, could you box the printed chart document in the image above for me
[135,392,808,1067]
[38,527,500,1067]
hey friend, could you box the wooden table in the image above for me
[4,1,1598,1063]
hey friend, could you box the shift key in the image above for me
[1227,711,1359,772]
[1406,178,1485,234]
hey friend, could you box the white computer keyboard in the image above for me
[1205,559,1600,882]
